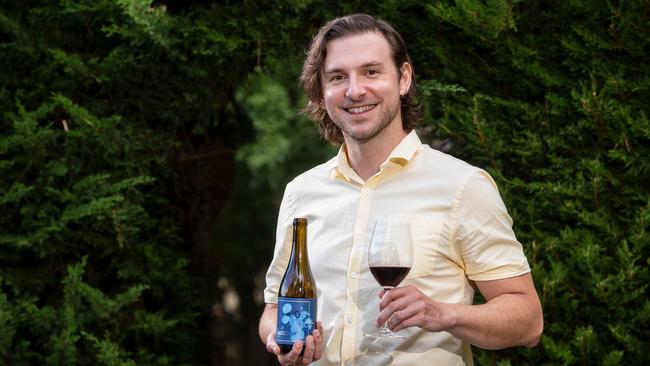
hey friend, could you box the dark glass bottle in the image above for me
[275,218,317,354]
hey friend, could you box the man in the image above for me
[259,13,543,366]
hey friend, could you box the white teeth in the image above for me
[347,105,375,114]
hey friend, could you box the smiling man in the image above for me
[259,14,543,366]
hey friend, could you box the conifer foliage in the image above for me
[1,0,649,365]
[0,1,236,364]
[1,80,197,365]
[415,2,650,364]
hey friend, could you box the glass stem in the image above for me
[380,286,394,334]
[378,321,392,335]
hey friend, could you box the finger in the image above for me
[380,286,421,310]
[265,341,280,355]
[288,341,303,363]
[313,322,323,360]
[389,297,429,332]
[378,286,411,310]
[378,289,386,298]
[388,312,402,330]
[265,332,280,355]
[377,293,413,326]
[391,312,420,332]
[378,289,394,309]
[276,340,303,365]
[300,335,315,364]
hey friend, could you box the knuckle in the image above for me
[386,302,397,313]
[392,311,401,322]
[414,313,423,324]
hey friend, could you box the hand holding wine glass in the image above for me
[366,219,413,338]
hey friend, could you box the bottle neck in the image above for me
[291,219,308,267]
[279,218,315,298]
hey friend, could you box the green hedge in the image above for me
[1,1,648,365]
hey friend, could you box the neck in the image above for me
[344,123,407,182]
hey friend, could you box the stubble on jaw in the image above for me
[332,97,400,144]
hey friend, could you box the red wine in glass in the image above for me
[370,266,411,289]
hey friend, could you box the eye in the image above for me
[330,74,345,82]
[366,69,380,76]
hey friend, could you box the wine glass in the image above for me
[366,219,413,339]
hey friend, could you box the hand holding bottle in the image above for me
[266,321,324,365]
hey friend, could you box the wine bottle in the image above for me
[276,218,317,354]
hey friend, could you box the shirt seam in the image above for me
[265,182,298,304]
[448,169,479,264]
[286,180,297,219]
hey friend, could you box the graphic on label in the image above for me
[275,297,316,345]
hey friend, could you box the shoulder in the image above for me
[276,155,338,223]
[413,144,486,184]
[284,155,337,192]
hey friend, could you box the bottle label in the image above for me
[275,297,316,347]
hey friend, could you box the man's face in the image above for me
[321,31,411,145]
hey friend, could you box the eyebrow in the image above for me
[323,61,386,75]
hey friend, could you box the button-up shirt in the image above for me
[264,131,531,365]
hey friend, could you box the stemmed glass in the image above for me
[366,219,413,339]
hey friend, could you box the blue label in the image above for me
[275,297,316,346]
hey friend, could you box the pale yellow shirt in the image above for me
[264,131,531,366]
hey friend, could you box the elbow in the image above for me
[524,332,541,348]
[523,312,544,348]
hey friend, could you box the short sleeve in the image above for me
[455,170,531,281]
[263,181,296,304]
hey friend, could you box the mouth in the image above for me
[343,104,377,114]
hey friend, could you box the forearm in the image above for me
[259,303,278,345]
[445,293,543,349]
[380,274,543,350]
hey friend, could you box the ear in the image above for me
[398,62,413,96]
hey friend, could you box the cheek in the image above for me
[324,87,335,100]
[323,88,337,108]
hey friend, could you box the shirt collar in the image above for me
[329,130,422,183]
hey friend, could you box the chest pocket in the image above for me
[389,214,443,279]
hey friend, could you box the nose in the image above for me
[345,74,365,100]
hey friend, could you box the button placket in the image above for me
[341,181,377,363]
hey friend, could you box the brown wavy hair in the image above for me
[299,14,421,145]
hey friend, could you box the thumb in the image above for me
[266,332,280,355]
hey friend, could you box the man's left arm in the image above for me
[377,272,543,349]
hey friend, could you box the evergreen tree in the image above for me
[1,1,648,364]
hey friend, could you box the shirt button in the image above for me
[347,317,353,324]
[351,272,358,279]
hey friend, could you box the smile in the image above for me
[344,104,376,114]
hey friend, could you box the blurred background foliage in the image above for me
[1,0,648,365]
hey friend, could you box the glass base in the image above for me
[364,323,406,339]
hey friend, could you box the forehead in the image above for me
[323,31,394,72]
